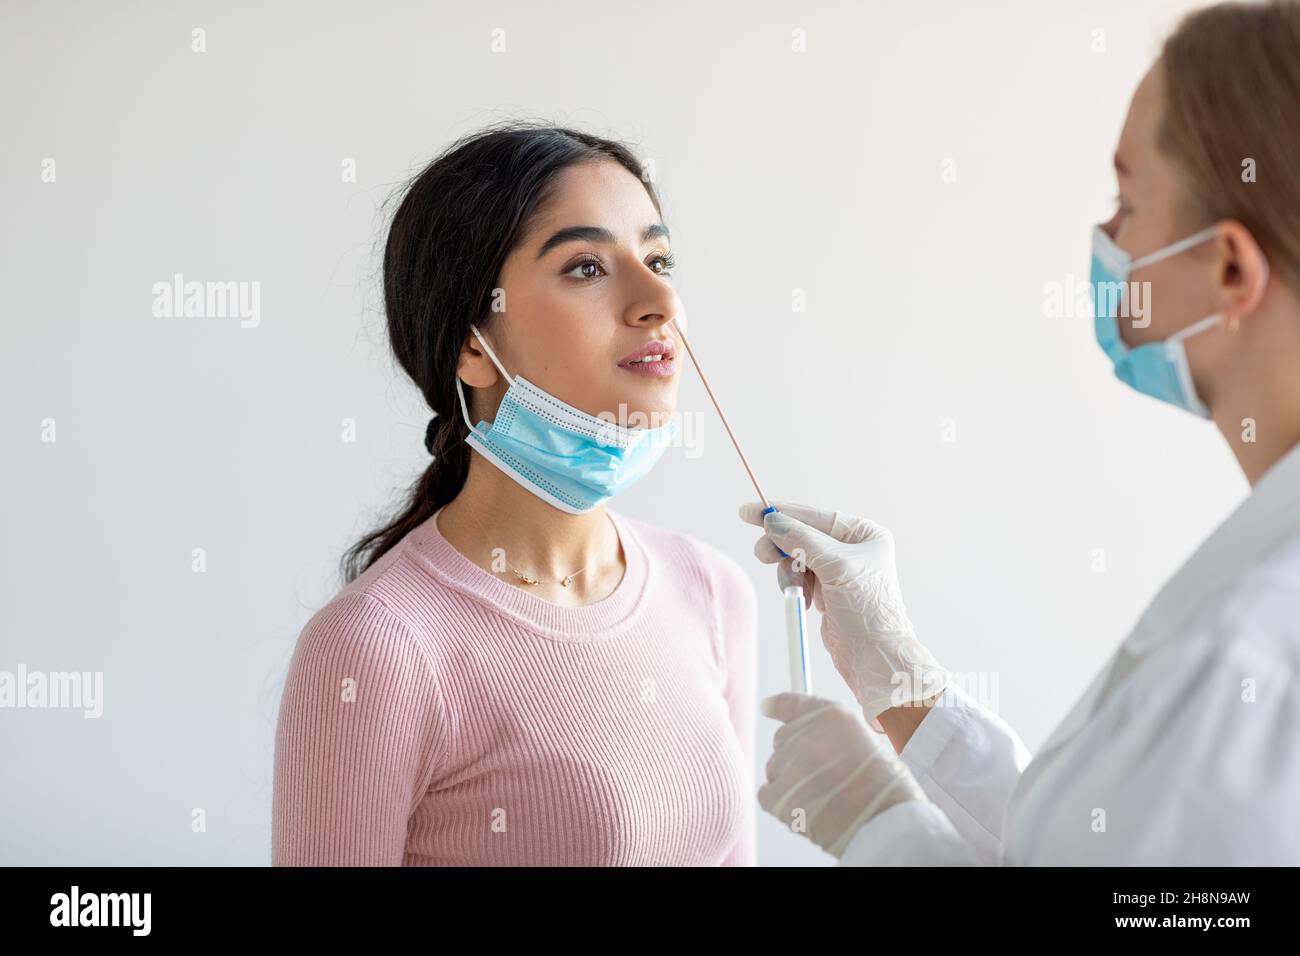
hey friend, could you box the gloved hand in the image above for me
[758,691,928,858]
[739,501,950,727]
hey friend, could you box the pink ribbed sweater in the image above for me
[272,507,758,866]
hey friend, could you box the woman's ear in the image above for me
[457,327,500,388]
[1216,219,1271,324]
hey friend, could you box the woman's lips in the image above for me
[618,339,676,378]
[619,356,676,377]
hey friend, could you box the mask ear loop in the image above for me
[1167,312,1228,344]
[456,323,515,432]
[1129,224,1222,271]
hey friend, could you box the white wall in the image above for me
[1,0,1243,866]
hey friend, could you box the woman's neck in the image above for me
[435,452,625,606]
[1211,302,1300,486]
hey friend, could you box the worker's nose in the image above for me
[1100,210,1121,241]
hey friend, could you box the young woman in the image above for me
[272,124,758,866]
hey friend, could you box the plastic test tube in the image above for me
[783,585,812,693]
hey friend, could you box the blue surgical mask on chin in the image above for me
[1090,223,1248,419]
[455,324,678,514]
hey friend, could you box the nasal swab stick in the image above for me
[669,317,771,510]
[669,317,789,558]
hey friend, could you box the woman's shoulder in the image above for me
[1207,532,1300,666]
[288,547,454,679]
[287,587,430,680]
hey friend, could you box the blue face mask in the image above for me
[1091,223,1230,418]
[455,324,678,514]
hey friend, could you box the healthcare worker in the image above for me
[742,0,1300,865]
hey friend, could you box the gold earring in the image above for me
[1227,314,1240,334]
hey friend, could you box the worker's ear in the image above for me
[1211,219,1270,327]
[457,325,501,389]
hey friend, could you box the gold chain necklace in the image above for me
[498,515,616,588]
[505,562,589,588]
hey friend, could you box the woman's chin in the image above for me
[598,392,677,429]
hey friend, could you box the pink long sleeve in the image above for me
[272,593,447,865]
[272,508,759,866]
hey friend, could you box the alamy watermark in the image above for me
[1,665,103,718]
[152,273,260,328]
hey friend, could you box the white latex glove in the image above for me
[758,692,928,858]
[739,500,950,727]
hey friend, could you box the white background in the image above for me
[1,0,1244,866]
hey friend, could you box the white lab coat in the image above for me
[841,441,1300,866]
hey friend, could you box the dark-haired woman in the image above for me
[272,124,758,866]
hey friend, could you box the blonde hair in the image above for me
[1158,0,1300,291]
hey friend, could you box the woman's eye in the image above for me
[564,253,676,280]
[649,252,676,276]
[565,258,606,280]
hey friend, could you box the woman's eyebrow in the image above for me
[535,223,671,259]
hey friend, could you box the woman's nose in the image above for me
[625,281,680,330]
[630,311,673,334]
[1100,210,1122,240]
